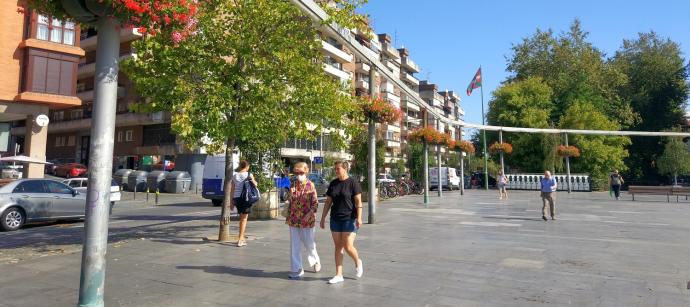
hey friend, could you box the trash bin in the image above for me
[165,171,192,194]
[127,171,149,192]
[147,171,168,193]
[113,169,133,190]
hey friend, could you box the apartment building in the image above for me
[0,5,84,178]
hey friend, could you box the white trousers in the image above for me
[290,226,320,273]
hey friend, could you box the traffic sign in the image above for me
[314,156,324,164]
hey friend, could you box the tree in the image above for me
[123,0,363,242]
[350,130,385,185]
[406,142,425,181]
[559,101,631,188]
[612,32,690,183]
[656,137,690,186]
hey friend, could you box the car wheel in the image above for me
[211,199,223,207]
[1,207,25,231]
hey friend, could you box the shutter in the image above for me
[45,58,61,94]
[31,55,47,92]
[59,60,74,95]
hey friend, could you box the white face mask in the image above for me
[297,175,307,182]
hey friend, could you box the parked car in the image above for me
[308,173,329,196]
[0,164,23,179]
[62,178,121,211]
[44,160,61,175]
[152,161,176,171]
[0,179,87,231]
[54,163,88,178]
[377,173,396,183]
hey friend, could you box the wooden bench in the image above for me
[628,186,672,202]
[671,186,690,202]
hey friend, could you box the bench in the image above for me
[671,186,690,202]
[628,186,672,202]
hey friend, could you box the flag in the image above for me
[466,67,482,96]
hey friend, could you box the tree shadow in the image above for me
[482,216,545,222]
[176,265,329,282]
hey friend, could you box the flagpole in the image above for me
[480,66,489,190]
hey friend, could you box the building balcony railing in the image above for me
[78,52,134,79]
[355,62,370,73]
[320,40,353,63]
[355,79,369,91]
[323,63,351,81]
[381,42,400,59]
[80,27,143,52]
[400,72,419,86]
[380,91,400,105]
[401,57,421,73]
[402,100,421,112]
[77,86,125,102]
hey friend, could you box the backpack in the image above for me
[239,174,261,206]
[611,174,622,185]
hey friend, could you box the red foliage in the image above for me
[408,126,446,145]
[556,145,580,157]
[360,96,403,125]
[489,142,513,155]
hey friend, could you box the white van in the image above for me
[202,154,239,206]
[430,167,461,190]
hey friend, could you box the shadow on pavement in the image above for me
[482,216,545,222]
[176,265,328,282]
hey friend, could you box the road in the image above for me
[0,199,221,264]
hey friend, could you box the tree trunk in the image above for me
[218,138,235,242]
[674,174,678,186]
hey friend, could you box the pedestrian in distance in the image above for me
[229,160,258,247]
[497,170,508,200]
[286,162,322,279]
[320,161,364,284]
[609,170,624,200]
[540,171,558,221]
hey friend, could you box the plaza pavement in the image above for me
[1,189,690,306]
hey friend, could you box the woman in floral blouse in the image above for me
[286,162,321,279]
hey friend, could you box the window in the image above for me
[67,180,81,188]
[45,181,73,194]
[67,136,75,147]
[13,181,47,193]
[52,111,64,122]
[125,130,133,142]
[37,15,49,40]
[117,131,123,142]
[35,15,75,45]
[386,131,395,140]
[70,109,83,120]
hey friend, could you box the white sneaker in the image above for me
[288,269,304,279]
[356,259,363,278]
[313,262,322,273]
[328,275,344,284]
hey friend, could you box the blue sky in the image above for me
[360,0,690,137]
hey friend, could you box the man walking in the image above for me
[540,171,557,221]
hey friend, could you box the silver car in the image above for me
[0,179,87,231]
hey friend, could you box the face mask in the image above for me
[297,175,307,182]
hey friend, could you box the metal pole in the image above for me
[565,133,571,193]
[367,66,377,224]
[78,17,120,307]
[499,130,505,175]
[423,140,429,205]
[480,67,488,190]
[436,119,442,198]
[460,151,465,196]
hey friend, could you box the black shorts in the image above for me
[233,197,253,214]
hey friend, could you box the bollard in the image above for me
[133,184,137,200]
[146,188,150,202]
[155,188,159,205]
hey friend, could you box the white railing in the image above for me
[505,173,591,192]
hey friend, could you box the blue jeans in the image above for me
[330,218,357,233]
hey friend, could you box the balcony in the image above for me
[401,57,421,73]
[380,81,395,94]
[78,53,135,79]
[355,62,371,73]
[400,72,419,86]
[321,40,353,63]
[381,92,400,105]
[355,79,370,91]
[385,140,401,148]
[457,106,465,116]
[323,64,351,81]
[77,86,125,102]
[403,100,420,112]
[381,42,400,59]
[383,124,401,133]
[80,27,143,52]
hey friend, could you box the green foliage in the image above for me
[406,142,425,182]
[390,158,407,178]
[656,137,690,184]
[612,32,690,182]
[349,128,385,186]
[559,102,631,189]
[122,0,363,192]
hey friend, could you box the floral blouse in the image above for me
[286,180,319,228]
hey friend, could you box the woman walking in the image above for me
[497,170,508,200]
[320,161,364,284]
[286,162,321,279]
[230,160,258,247]
[609,170,624,200]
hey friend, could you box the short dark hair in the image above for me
[334,160,350,171]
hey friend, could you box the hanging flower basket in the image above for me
[26,0,201,43]
[556,145,580,158]
[360,96,403,125]
[489,142,513,155]
[452,140,476,154]
[408,126,445,145]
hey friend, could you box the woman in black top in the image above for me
[320,161,363,284]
